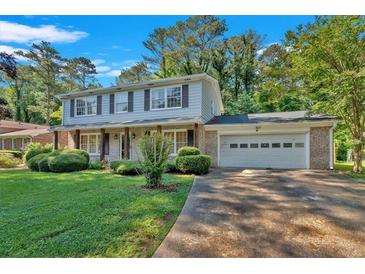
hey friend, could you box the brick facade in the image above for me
[33,131,71,149]
[310,126,331,170]
[205,130,218,167]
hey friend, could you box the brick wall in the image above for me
[205,130,218,167]
[310,126,331,170]
[32,132,53,145]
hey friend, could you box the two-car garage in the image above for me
[219,133,308,169]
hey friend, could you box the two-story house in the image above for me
[53,73,336,169]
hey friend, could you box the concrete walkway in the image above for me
[154,168,365,257]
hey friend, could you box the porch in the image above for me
[53,123,204,162]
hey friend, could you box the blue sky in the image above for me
[0,16,315,86]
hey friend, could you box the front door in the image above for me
[120,132,131,160]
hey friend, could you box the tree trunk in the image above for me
[15,86,21,121]
[46,84,51,125]
[353,140,362,173]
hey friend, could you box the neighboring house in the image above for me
[53,73,336,170]
[0,120,70,150]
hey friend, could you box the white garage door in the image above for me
[220,133,308,169]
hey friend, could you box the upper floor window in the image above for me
[115,92,128,113]
[211,100,215,115]
[76,96,96,116]
[151,86,181,110]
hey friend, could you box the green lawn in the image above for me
[0,170,193,258]
[334,161,365,183]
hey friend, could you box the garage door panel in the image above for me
[220,134,307,169]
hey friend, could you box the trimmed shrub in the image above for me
[0,155,21,168]
[0,150,23,159]
[177,146,200,157]
[49,154,88,173]
[165,160,178,173]
[113,160,141,175]
[61,149,90,163]
[27,153,50,171]
[24,143,52,162]
[37,154,57,172]
[110,160,124,171]
[89,160,103,170]
[176,154,211,175]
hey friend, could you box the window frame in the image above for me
[150,85,182,111]
[151,129,187,155]
[75,96,97,117]
[80,133,101,155]
[115,92,128,113]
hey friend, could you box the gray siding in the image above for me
[63,81,203,126]
[201,80,220,123]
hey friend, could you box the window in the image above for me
[230,143,238,148]
[167,87,182,108]
[283,143,293,148]
[115,92,128,113]
[76,96,96,116]
[161,130,187,154]
[261,143,269,148]
[295,142,305,148]
[240,143,248,148]
[151,86,182,110]
[211,100,215,115]
[151,88,165,109]
[250,143,259,148]
[176,131,187,152]
[80,134,101,155]
[272,143,281,148]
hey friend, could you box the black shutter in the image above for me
[182,84,189,108]
[104,133,109,155]
[187,130,194,146]
[128,91,134,112]
[70,99,75,117]
[97,95,102,115]
[144,89,150,111]
[109,94,115,114]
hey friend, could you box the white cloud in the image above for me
[92,59,105,65]
[0,45,28,61]
[0,20,88,44]
[111,45,120,49]
[96,66,111,73]
[92,59,111,72]
[105,70,121,77]
[256,42,279,56]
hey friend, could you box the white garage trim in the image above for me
[218,133,309,169]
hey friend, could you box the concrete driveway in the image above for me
[154,169,365,257]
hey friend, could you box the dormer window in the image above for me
[151,86,182,110]
[76,96,96,116]
[115,92,128,113]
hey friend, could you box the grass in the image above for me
[334,161,365,183]
[0,170,194,257]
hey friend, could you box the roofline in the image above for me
[51,117,204,132]
[204,119,336,128]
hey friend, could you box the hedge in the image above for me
[110,160,141,175]
[89,160,103,170]
[0,155,21,168]
[27,153,50,171]
[24,143,52,162]
[175,154,211,175]
[165,160,178,173]
[61,149,90,163]
[0,150,23,159]
[48,154,89,173]
[177,146,201,157]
